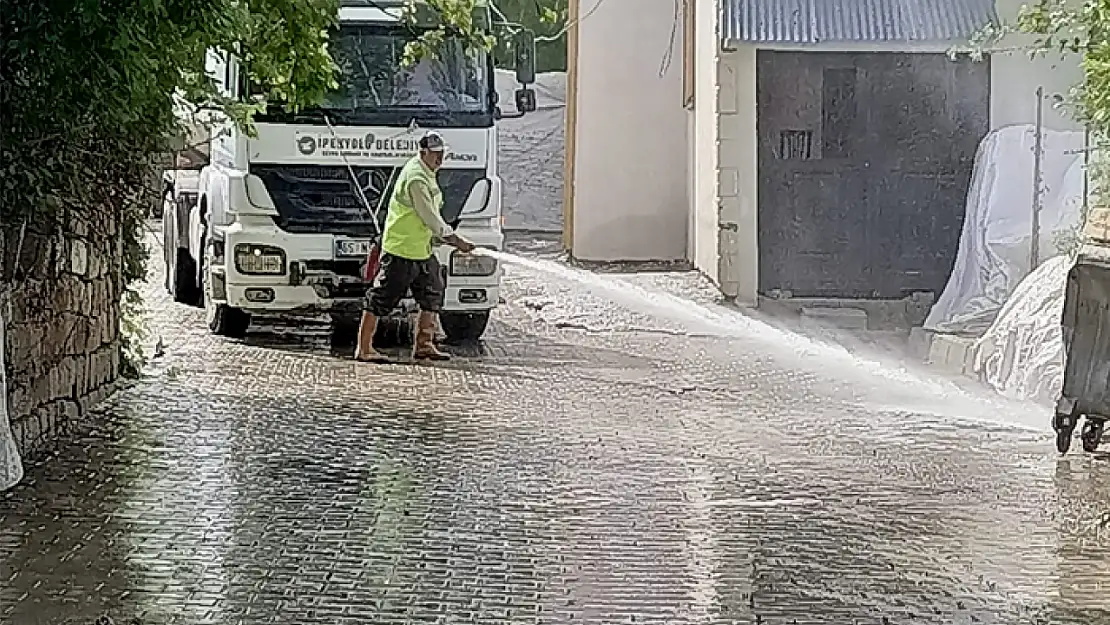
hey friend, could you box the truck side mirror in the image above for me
[514,29,536,86]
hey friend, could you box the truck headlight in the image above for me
[450,250,497,276]
[234,244,286,275]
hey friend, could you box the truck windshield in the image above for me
[258,24,493,127]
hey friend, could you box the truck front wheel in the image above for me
[207,299,251,339]
[440,311,490,345]
[171,250,201,307]
[203,271,251,339]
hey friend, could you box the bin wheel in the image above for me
[1081,419,1104,454]
[1056,430,1073,454]
[1053,410,1079,454]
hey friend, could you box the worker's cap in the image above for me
[418,131,448,152]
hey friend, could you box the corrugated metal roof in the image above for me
[722,0,999,44]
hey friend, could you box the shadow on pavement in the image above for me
[239,315,491,361]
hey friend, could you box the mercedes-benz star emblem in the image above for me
[354,169,392,203]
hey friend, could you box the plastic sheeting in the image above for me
[924,125,1087,336]
[1,314,24,491]
[972,254,1071,403]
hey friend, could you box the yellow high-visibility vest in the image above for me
[381,156,443,260]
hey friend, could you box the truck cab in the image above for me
[165,0,536,342]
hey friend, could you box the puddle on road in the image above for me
[479,249,1046,432]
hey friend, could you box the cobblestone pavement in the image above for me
[2,232,1109,625]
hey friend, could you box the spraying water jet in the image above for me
[475,248,1046,431]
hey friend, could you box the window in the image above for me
[682,0,695,109]
[256,24,494,127]
[328,26,488,113]
[821,68,858,159]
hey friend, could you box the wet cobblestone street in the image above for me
[2,233,1108,625]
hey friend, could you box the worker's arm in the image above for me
[408,180,454,239]
[409,180,475,252]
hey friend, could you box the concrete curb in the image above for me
[911,328,982,379]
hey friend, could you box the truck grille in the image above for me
[251,164,485,237]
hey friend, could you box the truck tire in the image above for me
[203,270,251,339]
[171,250,201,306]
[440,311,490,345]
[162,203,201,306]
[162,206,175,294]
[208,301,251,339]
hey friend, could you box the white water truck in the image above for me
[163,0,537,342]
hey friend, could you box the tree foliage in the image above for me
[0,0,560,239]
[964,0,1110,135]
[0,0,335,376]
[0,0,506,265]
[0,0,563,371]
[1,0,342,278]
[1015,0,1110,134]
[491,0,568,73]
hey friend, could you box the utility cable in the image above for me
[659,0,680,78]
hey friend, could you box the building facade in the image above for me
[565,0,1083,305]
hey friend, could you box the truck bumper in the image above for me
[224,282,503,316]
[220,221,503,317]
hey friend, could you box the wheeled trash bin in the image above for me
[1053,242,1110,454]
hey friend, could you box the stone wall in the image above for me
[1,210,123,458]
[1084,206,1109,244]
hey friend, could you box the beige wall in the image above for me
[568,0,689,262]
[991,0,1084,131]
[690,0,721,283]
[716,48,758,304]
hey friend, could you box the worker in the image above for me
[355,131,475,363]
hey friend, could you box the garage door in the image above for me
[756,51,990,299]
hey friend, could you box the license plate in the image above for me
[335,239,373,257]
[236,253,284,274]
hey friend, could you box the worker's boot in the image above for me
[433,315,447,344]
[354,312,389,363]
[413,311,450,361]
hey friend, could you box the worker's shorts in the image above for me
[364,253,444,316]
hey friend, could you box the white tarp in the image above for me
[972,254,1071,403]
[1,313,24,491]
[924,125,1087,336]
